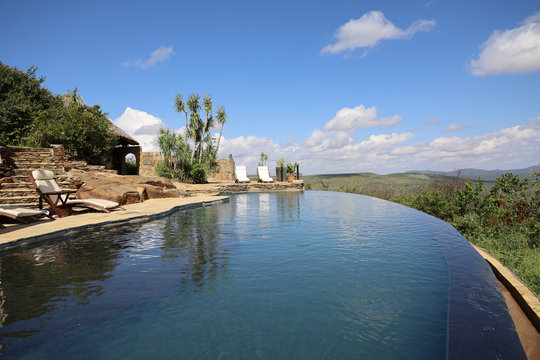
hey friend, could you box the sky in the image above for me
[1,0,539,175]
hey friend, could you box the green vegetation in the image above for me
[0,62,116,164]
[286,161,298,175]
[156,93,226,183]
[305,171,540,294]
[304,172,433,197]
[258,152,268,166]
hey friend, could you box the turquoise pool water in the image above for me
[0,192,525,359]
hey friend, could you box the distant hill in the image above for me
[407,165,539,181]
[303,165,539,198]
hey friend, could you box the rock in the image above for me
[71,170,181,205]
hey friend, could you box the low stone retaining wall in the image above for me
[185,181,304,195]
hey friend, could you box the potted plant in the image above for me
[286,161,298,182]
[276,157,285,182]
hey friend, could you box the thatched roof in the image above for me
[108,120,139,146]
[59,93,139,147]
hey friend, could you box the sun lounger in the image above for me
[0,206,48,228]
[257,166,274,183]
[28,170,123,218]
[235,166,250,183]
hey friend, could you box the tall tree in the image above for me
[215,105,227,156]
[174,93,189,142]
[187,93,201,163]
[0,62,57,145]
[199,93,213,162]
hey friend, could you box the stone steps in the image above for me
[0,188,37,197]
[1,201,41,208]
[13,168,65,176]
[14,161,62,167]
[9,174,70,183]
[1,147,69,207]
[0,195,40,205]
[1,145,114,207]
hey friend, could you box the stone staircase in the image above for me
[0,147,72,208]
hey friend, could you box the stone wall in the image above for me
[140,153,236,180]
[140,152,163,177]
[208,154,236,181]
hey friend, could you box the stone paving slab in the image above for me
[0,195,228,251]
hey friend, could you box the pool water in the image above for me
[0,192,525,359]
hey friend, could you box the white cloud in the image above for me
[221,117,540,175]
[322,104,402,133]
[122,46,175,69]
[113,107,168,152]
[470,12,540,75]
[321,11,436,55]
[114,107,539,176]
[443,124,470,132]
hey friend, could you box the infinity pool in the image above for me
[0,192,525,359]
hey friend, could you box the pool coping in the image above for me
[0,195,229,252]
[472,244,540,333]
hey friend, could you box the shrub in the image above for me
[190,164,207,184]
[155,162,172,178]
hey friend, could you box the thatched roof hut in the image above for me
[59,92,141,174]
[108,120,139,146]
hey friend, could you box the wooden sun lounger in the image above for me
[0,207,48,228]
[28,170,123,218]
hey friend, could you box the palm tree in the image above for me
[199,93,213,162]
[174,93,189,142]
[187,93,201,163]
[215,105,227,156]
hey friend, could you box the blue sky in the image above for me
[1,0,539,174]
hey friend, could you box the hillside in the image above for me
[303,172,434,198]
[408,165,539,181]
[303,165,538,198]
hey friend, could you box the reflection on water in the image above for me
[0,233,127,342]
[0,205,232,356]
[0,192,521,359]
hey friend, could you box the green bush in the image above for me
[0,62,115,165]
[190,164,207,184]
[0,62,56,145]
[155,162,172,178]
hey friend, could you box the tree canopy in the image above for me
[158,92,227,183]
[0,62,115,164]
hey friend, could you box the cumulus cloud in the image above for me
[322,105,402,133]
[113,107,168,152]
[221,117,540,175]
[470,12,540,75]
[122,46,174,69]
[321,11,436,55]
[113,106,539,175]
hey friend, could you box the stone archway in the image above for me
[112,145,141,175]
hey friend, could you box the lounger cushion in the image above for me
[32,170,56,180]
[235,166,250,183]
[0,207,46,217]
[67,199,119,209]
[257,166,274,182]
[32,170,67,203]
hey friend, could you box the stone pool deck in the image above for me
[0,195,228,251]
